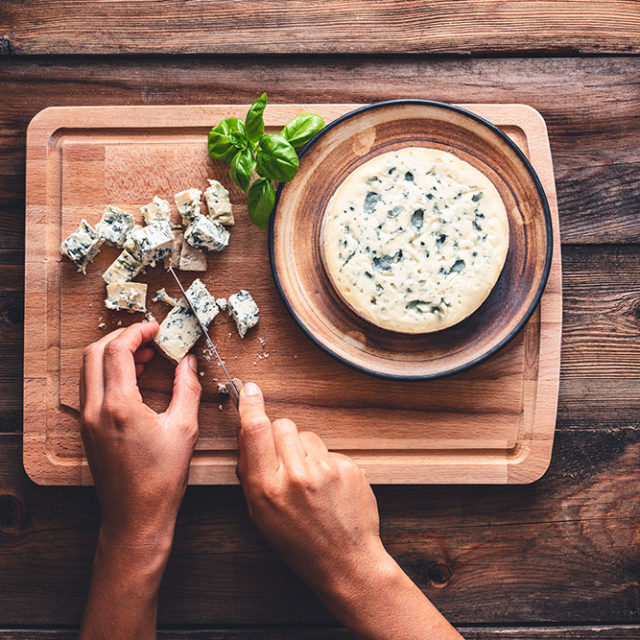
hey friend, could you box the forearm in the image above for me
[79,528,173,640]
[317,547,463,640]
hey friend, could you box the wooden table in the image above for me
[0,2,638,638]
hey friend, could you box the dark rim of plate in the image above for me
[268,98,553,381]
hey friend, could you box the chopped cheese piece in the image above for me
[204,179,234,226]
[215,297,227,311]
[174,188,202,225]
[165,228,184,269]
[60,219,104,274]
[123,224,144,259]
[129,221,174,267]
[228,290,259,338]
[96,205,135,247]
[140,196,171,226]
[184,215,229,252]
[105,282,147,313]
[102,249,143,284]
[154,278,219,362]
[179,237,208,271]
[153,288,179,307]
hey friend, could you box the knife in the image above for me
[168,267,240,409]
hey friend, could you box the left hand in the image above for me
[80,322,202,552]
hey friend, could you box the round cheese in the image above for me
[322,147,509,333]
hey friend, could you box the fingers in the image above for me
[299,431,329,460]
[134,346,155,364]
[165,355,202,432]
[237,382,278,479]
[103,322,159,400]
[272,418,306,467]
[80,327,127,417]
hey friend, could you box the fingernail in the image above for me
[188,355,198,372]
[243,381,260,397]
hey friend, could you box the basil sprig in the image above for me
[208,93,325,228]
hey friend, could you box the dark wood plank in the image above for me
[5,244,640,430]
[0,265,22,432]
[0,424,638,625]
[1,1,639,56]
[0,627,639,639]
[558,244,640,425]
[0,55,638,254]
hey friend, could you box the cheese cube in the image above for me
[129,221,174,267]
[179,237,208,271]
[204,179,234,226]
[102,249,143,284]
[228,290,259,338]
[184,215,229,253]
[60,219,104,274]
[105,283,147,313]
[96,205,135,247]
[154,278,218,362]
[140,196,171,226]
[174,188,202,225]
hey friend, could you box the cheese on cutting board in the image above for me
[228,290,259,338]
[175,188,202,225]
[184,215,230,252]
[204,179,234,226]
[102,249,143,284]
[105,282,147,313]
[95,205,135,248]
[140,196,171,226]
[322,147,509,333]
[179,237,208,271]
[154,278,219,362]
[129,220,174,267]
[60,219,104,274]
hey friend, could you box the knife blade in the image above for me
[168,267,240,408]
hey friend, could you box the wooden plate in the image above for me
[270,100,552,379]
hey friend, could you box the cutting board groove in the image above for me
[23,103,561,485]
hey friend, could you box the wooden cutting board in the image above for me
[23,103,562,485]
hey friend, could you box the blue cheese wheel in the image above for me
[322,147,509,334]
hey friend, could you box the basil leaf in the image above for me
[256,134,299,182]
[247,177,275,228]
[245,92,267,144]
[229,148,256,193]
[281,113,325,148]
[208,118,247,163]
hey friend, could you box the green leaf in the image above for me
[208,118,247,163]
[281,113,325,148]
[255,134,299,182]
[247,177,276,228]
[229,148,256,193]
[245,92,267,144]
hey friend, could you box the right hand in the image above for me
[236,382,390,598]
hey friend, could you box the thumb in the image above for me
[166,354,202,430]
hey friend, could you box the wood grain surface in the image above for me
[1,1,639,55]
[0,32,639,640]
[0,628,639,639]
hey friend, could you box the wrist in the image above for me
[95,523,174,592]
[318,540,403,614]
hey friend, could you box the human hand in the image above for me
[79,322,202,640]
[80,322,202,554]
[236,381,388,599]
[236,382,464,640]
